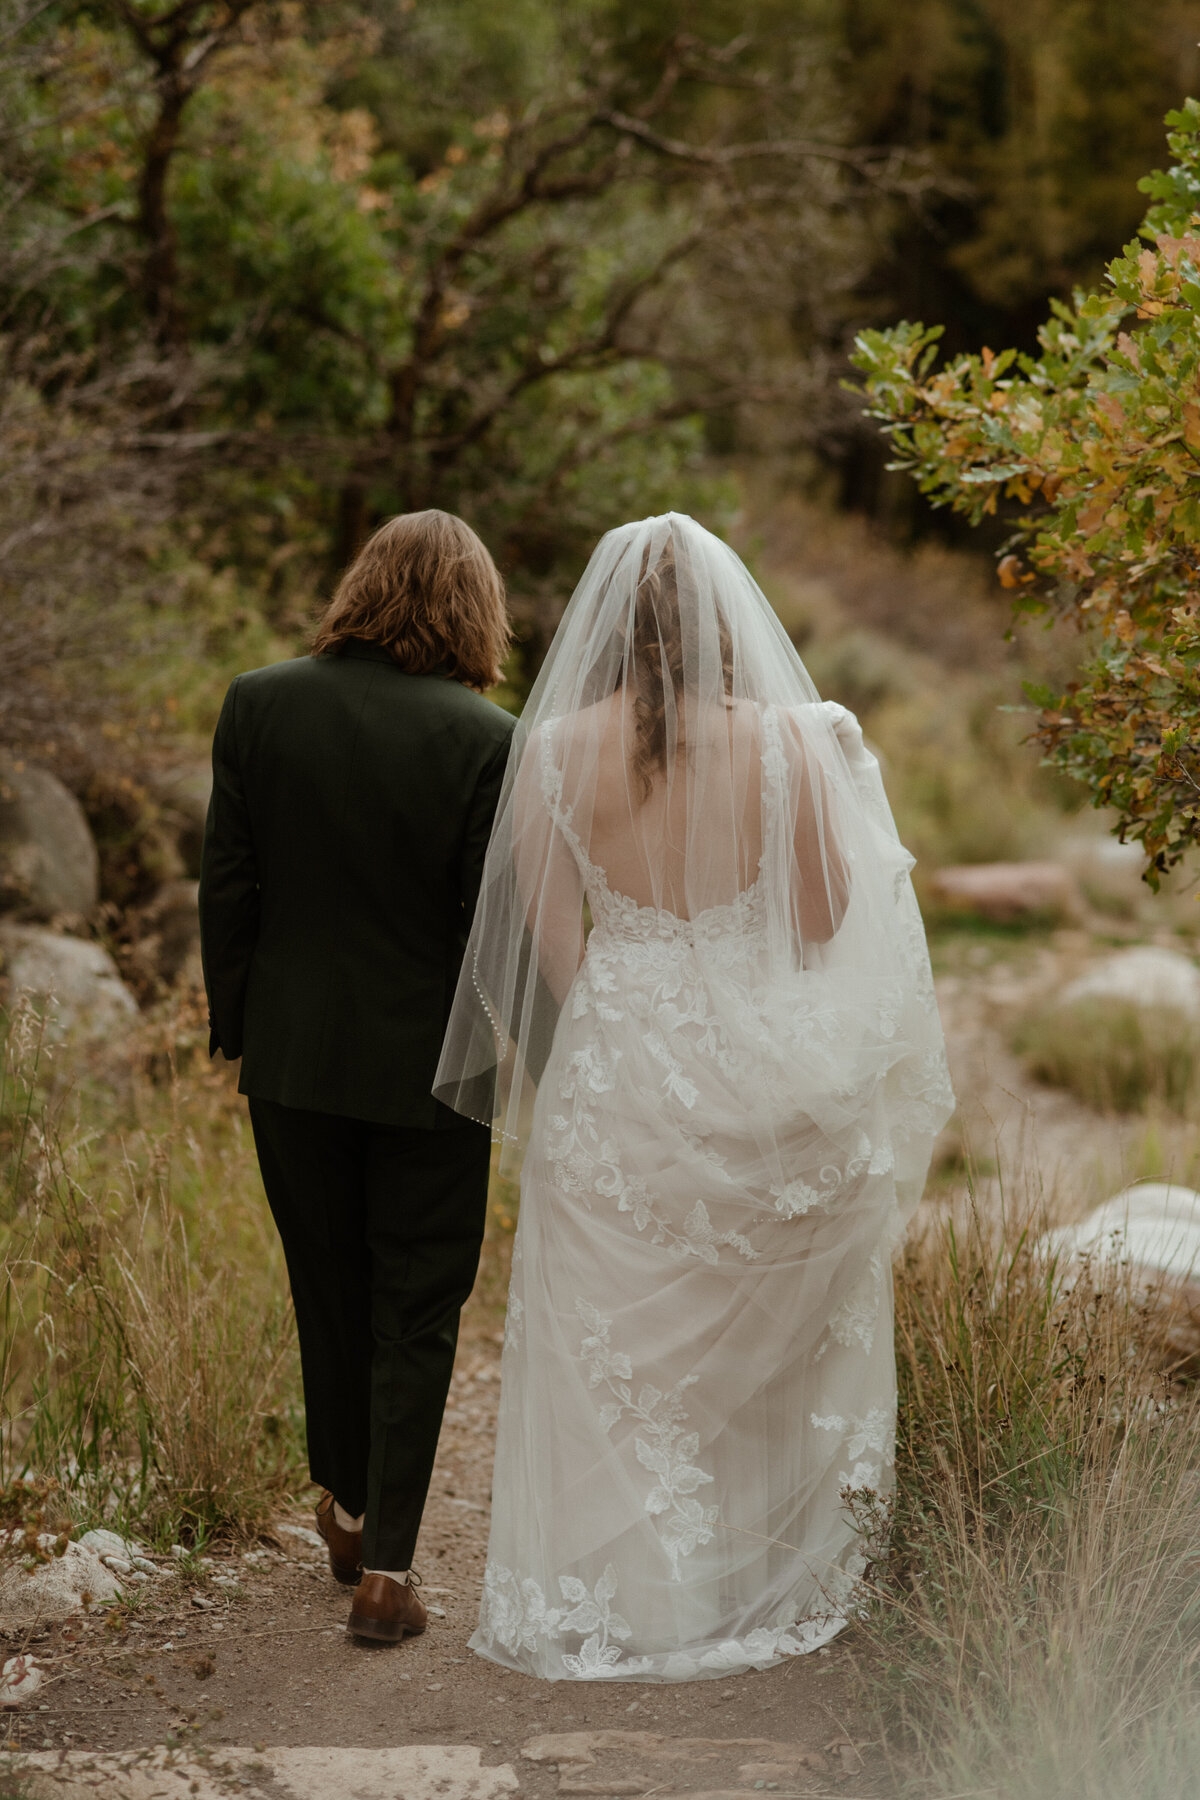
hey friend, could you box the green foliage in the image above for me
[0,0,888,751]
[851,100,1200,882]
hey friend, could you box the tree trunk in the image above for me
[138,78,187,344]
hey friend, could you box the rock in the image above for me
[0,1653,45,1706]
[274,1522,323,1552]
[1043,1182,1200,1284]
[1041,1183,1200,1366]
[152,763,211,879]
[77,1528,156,1575]
[0,756,99,920]
[1060,945,1200,1022]
[928,861,1082,924]
[4,1746,521,1800]
[0,1540,120,1630]
[0,924,138,1043]
[127,878,202,988]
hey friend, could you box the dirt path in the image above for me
[2,1318,884,1799]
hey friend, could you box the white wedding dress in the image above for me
[435,515,953,1682]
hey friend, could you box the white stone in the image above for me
[929,861,1081,924]
[79,1527,136,1560]
[1041,1183,1200,1285]
[0,1540,120,1630]
[2,1746,521,1799]
[79,1529,158,1577]
[0,924,138,1043]
[1060,945,1200,1022]
[0,756,99,920]
[274,1522,323,1551]
[0,1654,44,1706]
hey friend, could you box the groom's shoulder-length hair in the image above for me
[311,509,510,692]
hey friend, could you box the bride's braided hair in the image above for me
[630,542,734,801]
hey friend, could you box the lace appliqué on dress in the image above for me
[476,1559,653,1678]
[577,1301,719,1578]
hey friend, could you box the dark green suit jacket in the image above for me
[198,641,515,1128]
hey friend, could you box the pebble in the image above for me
[0,1654,44,1706]
[79,1529,156,1575]
[274,1523,323,1551]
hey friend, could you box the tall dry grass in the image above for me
[0,1000,306,1543]
[1015,999,1200,1116]
[865,1190,1200,1799]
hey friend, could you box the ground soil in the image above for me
[0,1337,885,1797]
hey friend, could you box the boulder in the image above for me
[128,879,202,988]
[0,756,99,920]
[0,1539,120,1630]
[928,861,1081,924]
[1060,944,1200,1023]
[1041,1182,1200,1368]
[0,923,138,1042]
[152,762,211,879]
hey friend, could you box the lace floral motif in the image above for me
[811,1405,896,1495]
[826,1251,885,1354]
[474,1558,849,1680]
[577,1301,719,1577]
[770,1134,870,1220]
[476,1559,652,1678]
[502,1233,526,1351]
[547,1023,758,1264]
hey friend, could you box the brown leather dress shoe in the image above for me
[315,1491,362,1587]
[347,1573,428,1644]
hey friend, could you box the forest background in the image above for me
[6,0,1200,868]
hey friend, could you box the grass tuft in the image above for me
[0,1000,306,1544]
[1015,998,1200,1114]
[864,1189,1200,1799]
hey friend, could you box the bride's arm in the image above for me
[780,712,851,945]
[512,733,586,1005]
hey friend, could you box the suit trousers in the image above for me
[248,1098,491,1571]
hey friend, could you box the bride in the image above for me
[434,513,953,1682]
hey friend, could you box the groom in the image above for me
[199,510,514,1644]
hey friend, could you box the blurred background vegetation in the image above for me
[4,0,1198,810]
